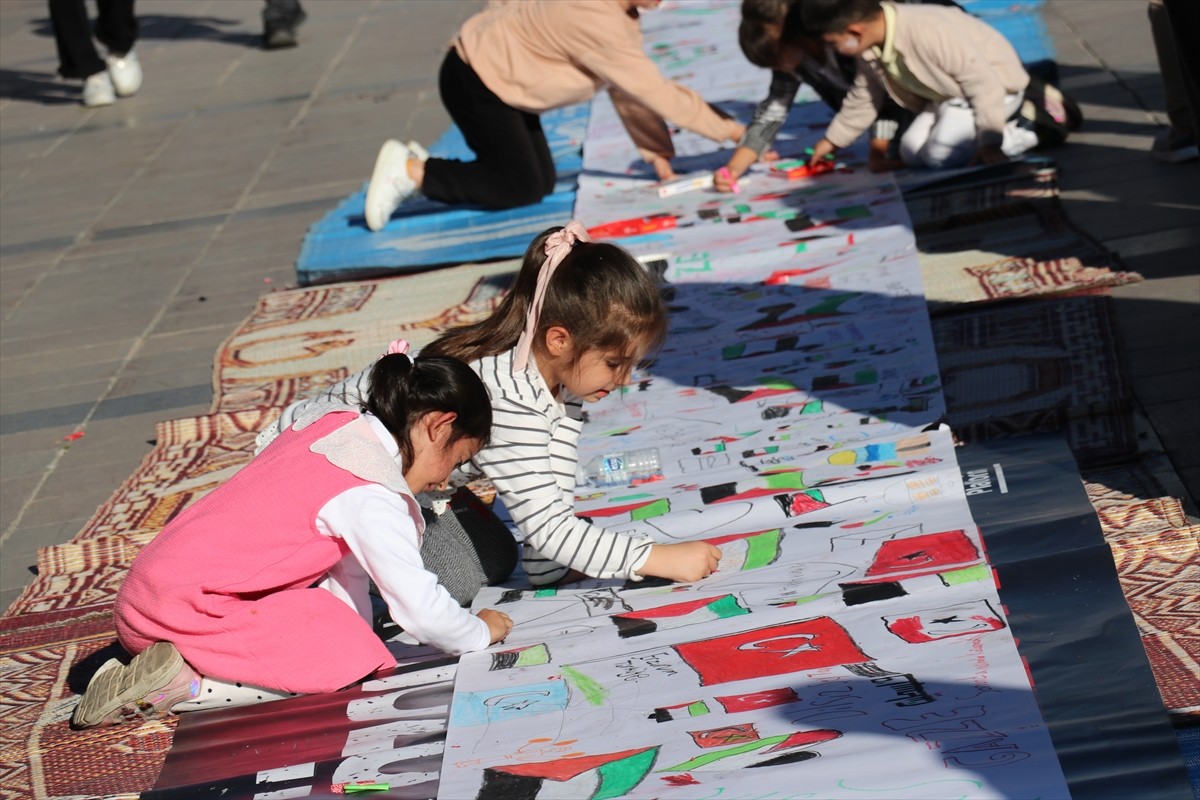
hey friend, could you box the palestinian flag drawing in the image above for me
[706,529,784,571]
[611,594,750,638]
[661,728,842,771]
[475,746,660,800]
[650,686,799,723]
[649,699,712,723]
[490,643,551,671]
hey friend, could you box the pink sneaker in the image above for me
[72,641,200,728]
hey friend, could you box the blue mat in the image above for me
[295,102,589,286]
[959,0,1059,82]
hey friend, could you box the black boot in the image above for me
[262,0,306,49]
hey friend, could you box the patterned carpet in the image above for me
[0,187,1190,797]
[0,412,270,798]
[932,295,1138,468]
[909,162,1141,312]
[1084,464,1200,717]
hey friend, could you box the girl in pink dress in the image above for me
[73,349,513,728]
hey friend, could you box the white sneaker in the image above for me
[106,49,142,97]
[82,71,116,107]
[364,139,416,232]
[406,140,430,162]
[1001,111,1040,158]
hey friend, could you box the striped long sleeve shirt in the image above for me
[258,349,656,586]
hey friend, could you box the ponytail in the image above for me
[425,225,667,367]
[367,353,491,465]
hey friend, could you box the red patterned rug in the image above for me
[1084,465,1200,718]
[0,411,270,798]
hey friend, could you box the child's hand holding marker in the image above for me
[717,167,741,194]
[807,140,838,166]
[771,149,838,180]
[478,608,514,643]
[714,165,741,193]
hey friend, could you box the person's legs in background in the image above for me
[94,0,140,98]
[869,106,915,172]
[48,0,110,105]
[48,0,140,107]
[898,103,966,168]
[1163,0,1200,141]
[1150,0,1198,162]
[93,0,137,59]
[898,108,933,167]
[263,0,306,50]
[364,48,556,230]
[49,0,104,80]
[424,47,556,208]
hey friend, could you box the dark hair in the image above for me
[740,0,820,69]
[424,226,668,371]
[740,0,789,68]
[366,353,491,466]
[801,0,881,34]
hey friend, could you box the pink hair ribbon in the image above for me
[384,338,411,357]
[512,220,591,370]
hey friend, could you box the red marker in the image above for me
[586,214,678,239]
[771,157,837,180]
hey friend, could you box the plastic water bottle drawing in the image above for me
[578,448,664,488]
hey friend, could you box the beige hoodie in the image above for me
[455,0,740,159]
[825,2,1029,149]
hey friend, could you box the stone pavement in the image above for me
[2,0,1197,615]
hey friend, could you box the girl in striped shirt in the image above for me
[261,223,721,594]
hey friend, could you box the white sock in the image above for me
[173,675,298,712]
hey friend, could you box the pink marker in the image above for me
[718,167,740,194]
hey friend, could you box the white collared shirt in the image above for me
[314,415,490,656]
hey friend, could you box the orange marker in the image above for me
[586,214,678,239]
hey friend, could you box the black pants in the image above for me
[422,48,557,209]
[49,0,138,79]
[1163,0,1200,142]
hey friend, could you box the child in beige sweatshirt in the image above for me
[364,0,744,231]
[803,0,1038,170]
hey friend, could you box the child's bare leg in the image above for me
[408,157,425,188]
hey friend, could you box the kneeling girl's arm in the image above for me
[321,484,510,654]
